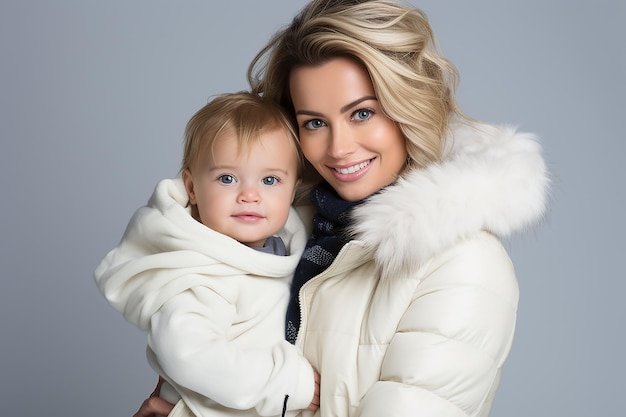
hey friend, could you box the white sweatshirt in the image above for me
[95,178,314,417]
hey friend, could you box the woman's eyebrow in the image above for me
[340,96,377,113]
[295,109,324,117]
[295,95,378,117]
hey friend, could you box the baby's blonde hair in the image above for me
[181,91,302,176]
[248,0,463,173]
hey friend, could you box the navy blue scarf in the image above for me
[285,182,364,343]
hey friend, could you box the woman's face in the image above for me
[289,56,407,202]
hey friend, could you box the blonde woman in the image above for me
[135,1,549,416]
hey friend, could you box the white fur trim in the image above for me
[349,122,550,279]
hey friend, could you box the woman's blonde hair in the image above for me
[181,91,302,177]
[248,0,463,175]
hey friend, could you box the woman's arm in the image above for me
[359,233,519,416]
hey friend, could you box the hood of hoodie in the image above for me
[348,121,550,279]
[94,178,308,330]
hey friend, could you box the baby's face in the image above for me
[184,127,300,247]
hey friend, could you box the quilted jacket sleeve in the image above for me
[358,232,519,417]
[148,284,315,416]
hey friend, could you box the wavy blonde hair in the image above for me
[248,0,463,177]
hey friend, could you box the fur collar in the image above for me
[349,121,550,279]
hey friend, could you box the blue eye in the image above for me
[303,119,327,130]
[353,108,374,121]
[218,174,235,184]
[262,176,278,186]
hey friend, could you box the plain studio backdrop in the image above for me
[1,1,623,415]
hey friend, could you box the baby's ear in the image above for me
[182,169,197,204]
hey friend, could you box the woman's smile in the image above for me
[329,158,373,181]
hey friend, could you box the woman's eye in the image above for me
[262,176,278,186]
[303,119,327,130]
[217,174,235,184]
[353,108,374,121]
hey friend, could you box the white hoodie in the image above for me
[95,178,314,417]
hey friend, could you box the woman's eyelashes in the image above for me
[300,107,376,130]
[302,119,327,130]
[353,108,375,122]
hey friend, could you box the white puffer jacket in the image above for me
[295,122,550,417]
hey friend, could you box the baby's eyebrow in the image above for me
[264,167,290,176]
[206,165,238,172]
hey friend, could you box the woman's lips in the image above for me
[329,158,373,181]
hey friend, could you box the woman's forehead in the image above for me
[289,57,375,111]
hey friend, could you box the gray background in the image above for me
[1,0,623,416]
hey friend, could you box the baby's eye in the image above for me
[262,176,279,186]
[217,174,235,184]
[302,119,327,130]
[353,108,374,121]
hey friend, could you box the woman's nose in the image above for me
[237,186,261,203]
[328,124,355,159]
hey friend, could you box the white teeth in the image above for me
[334,160,370,174]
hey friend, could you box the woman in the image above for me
[136,0,549,416]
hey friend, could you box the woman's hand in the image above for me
[306,370,321,411]
[132,377,175,417]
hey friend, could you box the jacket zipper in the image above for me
[294,242,363,349]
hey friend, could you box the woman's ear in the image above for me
[182,168,197,205]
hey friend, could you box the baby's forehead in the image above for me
[201,129,299,167]
[216,126,295,150]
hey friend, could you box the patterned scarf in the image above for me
[285,182,364,343]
